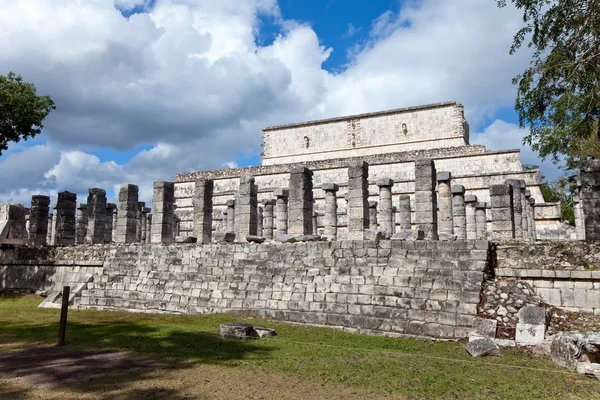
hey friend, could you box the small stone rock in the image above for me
[253,327,277,338]
[219,323,258,339]
[465,338,500,357]
[246,235,266,243]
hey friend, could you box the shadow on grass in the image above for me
[0,320,271,399]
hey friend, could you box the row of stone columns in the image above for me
[488,180,537,242]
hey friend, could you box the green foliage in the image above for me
[497,0,600,164]
[0,72,55,155]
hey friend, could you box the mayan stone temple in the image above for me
[2,101,600,349]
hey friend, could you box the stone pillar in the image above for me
[505,179,523,239]
[29,195,50,246]
[489,184,515,241]
[226,200,235,233]
[451,185,466,240]
[322,183,339,240]
[193,179,214,243]
[414,159,438,240]
[347,161,369,240]
[112,208,118,243]
[54,191,77,246]
[475,202,488,240]
[135,202,145,242]
[579,158,600,241]
[141,206,150,243]
[75,203,88,245]
[573,195,585,240]
[368,201,378,231]
[234,175,258,240]
[115,184,139,243]
[48,210,55,245]
[518,180,529,241]
[528,197,537,241]
[274,188,289,238]
[86,188,107,245]
[377,178,394,235]
[313,211,319,235]
[146,214,152,243]
[288,167,314,236]
[436,171,453,238]
[262,198,275,240]
[464,195,477,240]
[257,206,263,237]
[105,203,117,243]
[397,195,411,231]
[151,181,175,244]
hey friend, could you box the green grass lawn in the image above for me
[1,295,599,400]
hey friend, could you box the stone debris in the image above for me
[515,305,547,345]
[550,333,600,380]
[246,235,266,244]
[254,327,277,338]
[219,323,258,339]
[464,338,499,357]
[214,232,235,243]
[277,234,297,243]
[469,317,497,342]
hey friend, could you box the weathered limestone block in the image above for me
[274,188,289,238]
[469,317,497,342]
[515,305,546,345]
[551,333,600,379]
[465,338,499,357]
[451,185,466,240]
[368,201,378,231]
[288,167,313,236]
[414,159,438,240]
[0,204,28,245]
[105,203,117,243]
[397,195,411,231]
[262,198,275,240]
[218,323,258,339]
[86,188,107,245]
[579,158,600,241]
[54,191,77,246]
[464,194,477,240]
[322,183,339,240]
[193,179,214,243]
[437,171,453,236]
[29,195,50,246]
[75,203,88,245]
[226,199,235,233]
[475,202,487,240]
[377,178,394,235]
[347,161,369,240]
[489,184,515,241]
[505,179,523,239]
[115,184,139,243]
[151,182,175,244]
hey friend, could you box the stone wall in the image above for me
[495,243,600,314]
[0,240,491,339]
[262,102,469,165]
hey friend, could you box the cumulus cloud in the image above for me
[0,0,554,206]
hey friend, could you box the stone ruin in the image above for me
[1,103,599,370]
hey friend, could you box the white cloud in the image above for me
[0,0,558,207]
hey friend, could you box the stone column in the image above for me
[436,171,453,238]
[489,184,515,241]
[451,185,466,240]
[193,179,214,243]
[579,158,600,241]
[518,180,529,241]
[528,197,537,241]
[146,214,152,243]
[288,167,314,236]
[115,184,139,243]
[475,202,488,240]
[135,202,145,242]
[322,183,339,240]
[75,203,88,245]
[140,206,150,243]
[86,188,107,245]
[368,201,378,231]
[234,175,258,240]
[505,179,523,239]
[151,181,175,244]
[347,161,369,240]
[105,203,117,243]
[397,195,411,232]
[48,210,55,245]
[54,191,77,246]
[262,198,275,239]
[274,188,289,238]
[257,206,263,237]
[464,195,477,240]
[414,159,438,240]
[313,211,319,235]
[29,195,50,246]
[573,195,585,240]
[112,208,118,243]
[226,200,235,233]
[377,178,394,235]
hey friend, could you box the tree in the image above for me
[0,72,55,155]
[497,0,600,165]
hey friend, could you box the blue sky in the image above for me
[0,0,560,205]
